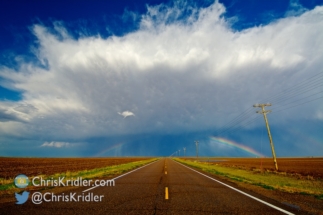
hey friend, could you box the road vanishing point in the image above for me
[2,158,304,215]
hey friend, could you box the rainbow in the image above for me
[94,142,126,157]
[289,128,323,148]
[210,136,265,157]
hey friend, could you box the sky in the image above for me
[0,0,322,157]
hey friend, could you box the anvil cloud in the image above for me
[0,1,322,156]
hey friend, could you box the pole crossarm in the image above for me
[253,103,271,108]
[256,110,271,114]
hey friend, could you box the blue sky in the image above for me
[0,0,322,157]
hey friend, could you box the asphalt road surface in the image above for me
[1,158,305,215]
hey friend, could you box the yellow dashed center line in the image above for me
[165,187,169,200]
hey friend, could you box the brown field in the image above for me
[0,157,151,179]
[185,157,323,179]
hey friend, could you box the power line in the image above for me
[264,72,323,102]
[270,82,323,104]
[272,90,323,109]
[272,95,323,114]
[213,71,322,139]
[221,115,261,136]
[216,108,254,136]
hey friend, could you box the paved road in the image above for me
[1,158,305,214]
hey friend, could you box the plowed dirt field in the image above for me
[188,157,323,179]
[0,157,150,179]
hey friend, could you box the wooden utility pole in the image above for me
[253,103,278,171]
[195,141,199,158]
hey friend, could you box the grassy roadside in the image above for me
[0,158,157,195]
[174,158,323,200]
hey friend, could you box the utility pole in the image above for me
[183,147,186,157]
[253,103,278,171]
[195,141,199,158]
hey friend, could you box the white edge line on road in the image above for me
[82,159,159,193]
[174,160,294,215]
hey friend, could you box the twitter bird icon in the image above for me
[15,191,29,204]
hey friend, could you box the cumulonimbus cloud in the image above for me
[0,1,322,142]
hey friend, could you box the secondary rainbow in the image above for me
[210,136,265,157]
[94,142,126,157]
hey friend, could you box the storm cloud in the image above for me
[0,1,322,156]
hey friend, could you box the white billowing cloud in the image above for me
[41,141,73,148]
[118,111,135,118]
[285,0,308,17]
[0,1,322,141]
